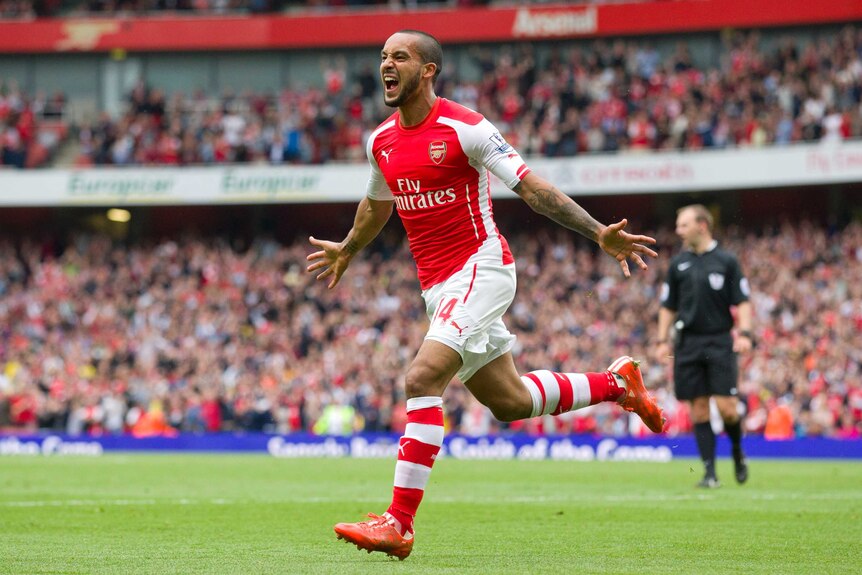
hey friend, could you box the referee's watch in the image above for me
[739,330,754,341]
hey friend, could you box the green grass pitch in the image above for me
[1,454,860,574]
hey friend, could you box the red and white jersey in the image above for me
[366,98,530,289]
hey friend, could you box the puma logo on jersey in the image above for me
[380,148,394,163]
[677,261,693,271]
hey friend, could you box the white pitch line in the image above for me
[2,499,158,507]
[2,491,861,508]
[0,498,240,508]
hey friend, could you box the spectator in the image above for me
[763,398,794,440]
[53,25,861,168]
[0,218,858,439]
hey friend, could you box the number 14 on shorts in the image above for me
[433,297,469,338]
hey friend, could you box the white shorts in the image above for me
[422,262,517,383]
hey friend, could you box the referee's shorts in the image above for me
[673,331,739,400]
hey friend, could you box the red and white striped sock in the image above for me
[520,370,624,417]
[386,396,444,536]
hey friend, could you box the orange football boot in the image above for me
[608,356,666,433]
[334,513,414,560]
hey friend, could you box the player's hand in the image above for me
[306,236,352,289]
[598,219,658,278]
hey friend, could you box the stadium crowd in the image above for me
[1,10,860,440]
[2,24,860,169]
[0,218,860,439]
[0,26,862,167]
[0,79,67,168]
[0,78,68,168]
[70,26,862,167]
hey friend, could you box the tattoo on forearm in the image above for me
[529,187,599,239]
[344,240,361,255]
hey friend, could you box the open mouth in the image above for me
[383,76,399,94]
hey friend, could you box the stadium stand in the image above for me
[0,217,860,439]
[0,0,860,441]
[1,24,858,167]
[0,80,67,168]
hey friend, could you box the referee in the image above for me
[655,204,753,488]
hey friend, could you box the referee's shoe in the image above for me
[734,451,749,484]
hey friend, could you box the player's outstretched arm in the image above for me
[513,172,657,277]
[306,197,394,289]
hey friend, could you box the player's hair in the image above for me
[397,29,443,84]
[678,204,714,232]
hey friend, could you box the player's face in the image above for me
[380,34,425,108]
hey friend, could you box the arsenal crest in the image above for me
[429,141,447,164]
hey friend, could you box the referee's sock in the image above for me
[694,421,717,478]
[724,418,744,460]
[725,418,749,484]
